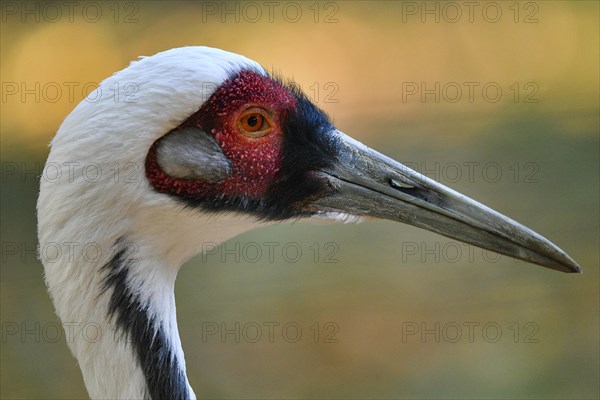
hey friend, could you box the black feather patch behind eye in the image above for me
[261,83,338,214]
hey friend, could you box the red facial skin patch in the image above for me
[146,70,297,201]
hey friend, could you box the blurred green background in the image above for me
[1,1,598,399]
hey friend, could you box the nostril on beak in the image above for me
[388,178,433,203]
[389,178,415,190]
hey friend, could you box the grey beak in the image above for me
[313,130,581,273]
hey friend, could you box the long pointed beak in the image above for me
[312,130,581,273]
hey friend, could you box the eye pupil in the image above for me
[247,115,259,127]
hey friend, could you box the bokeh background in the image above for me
[1,1,598,399]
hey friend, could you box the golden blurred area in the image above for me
[1,1,597,147]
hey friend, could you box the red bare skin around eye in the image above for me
[146,70,296,200]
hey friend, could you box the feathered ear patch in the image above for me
[154,128,231,183]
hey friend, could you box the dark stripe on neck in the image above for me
[100,238,189,400]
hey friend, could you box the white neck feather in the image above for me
[37,47,267,399]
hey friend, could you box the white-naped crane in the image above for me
[37,47,581,400]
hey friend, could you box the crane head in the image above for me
[43,47,581,273]
[145,68,330,218]
[141,52,579,273]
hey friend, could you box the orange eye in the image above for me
[238,108,272,138]
[241,113,264,132]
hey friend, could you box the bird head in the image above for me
[145,68,335,219]
[40,46,580,273]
